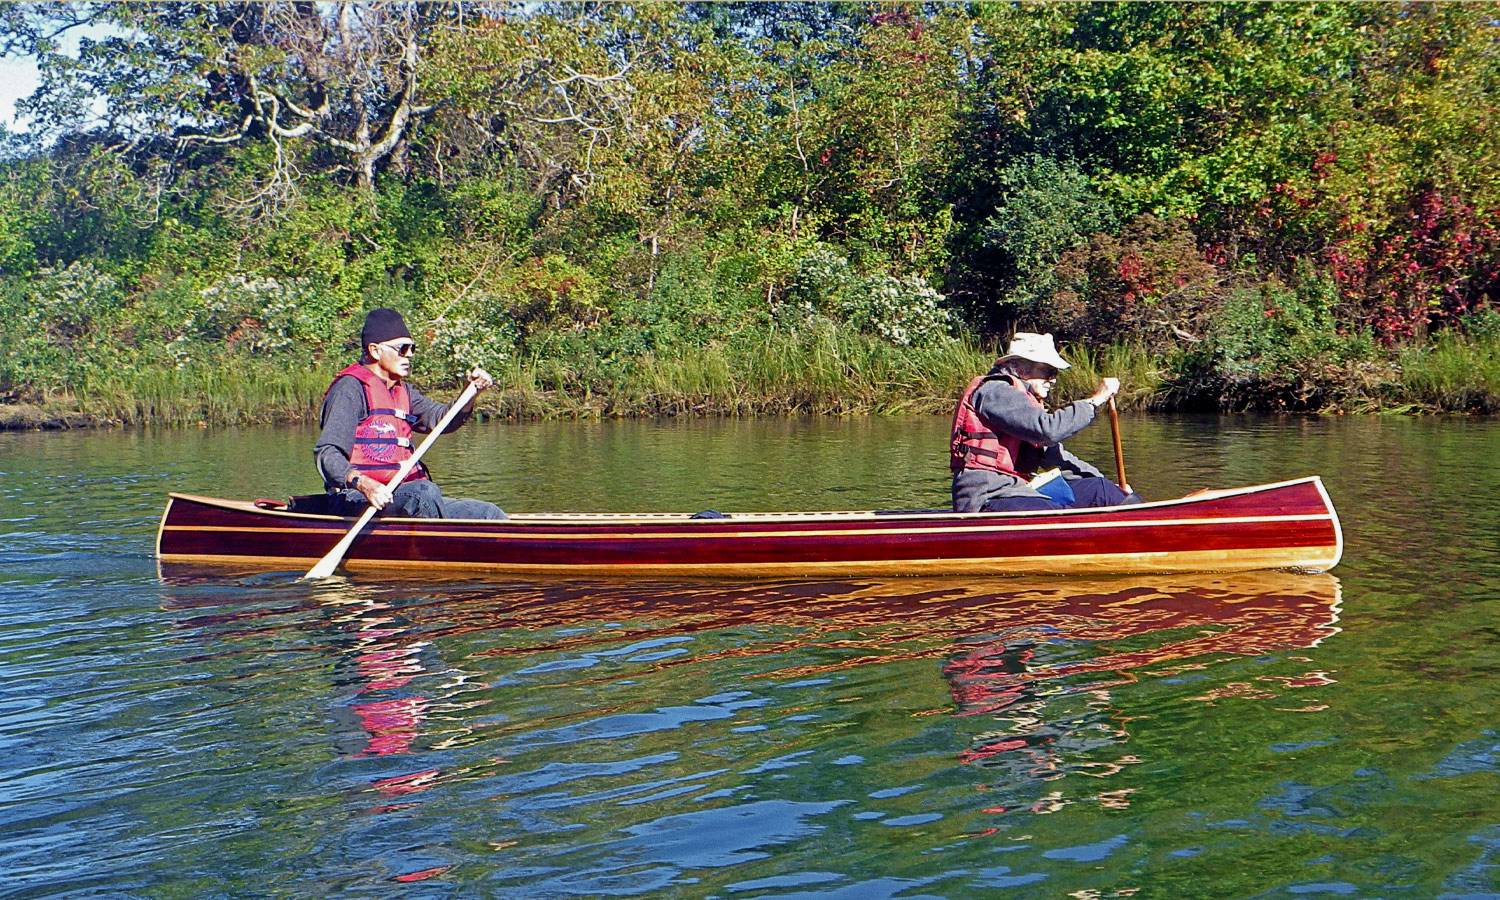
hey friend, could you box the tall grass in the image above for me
[8,332,1500,430]
[1399,333,1500,412]
[599,327,992,417]
[36,327,993,426]
[464,327,976,420]
[592,334,1168,418]
[1053,343,1166,409]
[70,362,340,427]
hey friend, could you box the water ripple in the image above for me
[5,418,1500,895]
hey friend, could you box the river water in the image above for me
[3,414,1499,897]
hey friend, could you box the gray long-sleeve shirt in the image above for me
[951,375,1104,512]
[314,373,472,491]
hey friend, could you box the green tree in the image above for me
[3,2,457,206]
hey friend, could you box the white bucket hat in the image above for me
[998,332,1070,371]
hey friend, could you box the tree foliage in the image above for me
[1,1,1497,408]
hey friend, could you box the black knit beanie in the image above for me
[360,308,410,349]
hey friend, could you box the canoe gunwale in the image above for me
[162,475,1334,525]
[157,476,1342,577]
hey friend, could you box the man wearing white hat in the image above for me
[950,332,1138,512]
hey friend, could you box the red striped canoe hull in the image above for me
[156,476,1341,577]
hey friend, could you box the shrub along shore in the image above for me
[2,5,1497,429]
[4,329,1498,431]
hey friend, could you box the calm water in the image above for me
[3,414,1500,897]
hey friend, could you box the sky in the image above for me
[0,56,39,130]
[2,20,122,133]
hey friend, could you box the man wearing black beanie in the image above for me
[313,307,506,519]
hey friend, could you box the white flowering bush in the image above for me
[774,245,854,327]
[0,261,124,390]
[838,273,954,347]
[163,274,347,367]
[774,246,952,346]
[190,275,300,353]
[26,261,122,342]
[789,246,854,306]
[426,301,518,381]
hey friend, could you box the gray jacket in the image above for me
[314,374,471,491]
[951,375,1104,512]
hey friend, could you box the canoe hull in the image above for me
[156,477,1342,578]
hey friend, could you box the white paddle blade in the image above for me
[303,506,376,579]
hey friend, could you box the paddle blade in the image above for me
[302,506,375,580]
[303,553,343,581]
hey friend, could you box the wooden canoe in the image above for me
[156,476,1342,577]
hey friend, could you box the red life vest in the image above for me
[329,364,429,486]
[949,372,1043,477]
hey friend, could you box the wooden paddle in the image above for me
[303,380,480,580]
[1107,396,1128,491]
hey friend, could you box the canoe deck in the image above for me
[156,476,1342,578]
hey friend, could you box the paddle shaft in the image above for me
[1107,397,1127,490]
[303,380,480,579]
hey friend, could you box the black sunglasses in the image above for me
[379,341,416,357]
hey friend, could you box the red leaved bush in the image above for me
[1326,190,1500,344]
[1045,215,1228,352]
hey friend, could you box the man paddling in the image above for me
[315,308,505,519]
[950,332,1139,513]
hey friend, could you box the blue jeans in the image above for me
[980,477,1140,513]
[330,480,506,519]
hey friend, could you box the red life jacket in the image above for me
[949,372,1043,477]
[329,364,429,486]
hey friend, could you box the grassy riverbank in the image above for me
[1,329,990,429]
[6,330,1499,431]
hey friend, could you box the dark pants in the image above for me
[330,480,506,520]
[980,477,1140,513]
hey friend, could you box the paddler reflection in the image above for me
[308,580,498,804]
[938,572,1341,814]
[317,585,433,758]
[157,568,475,805]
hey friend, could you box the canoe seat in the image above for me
[286,493,339,515]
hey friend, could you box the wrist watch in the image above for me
[347,472,362,490]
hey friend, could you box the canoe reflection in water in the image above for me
[158,567,1340,816]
